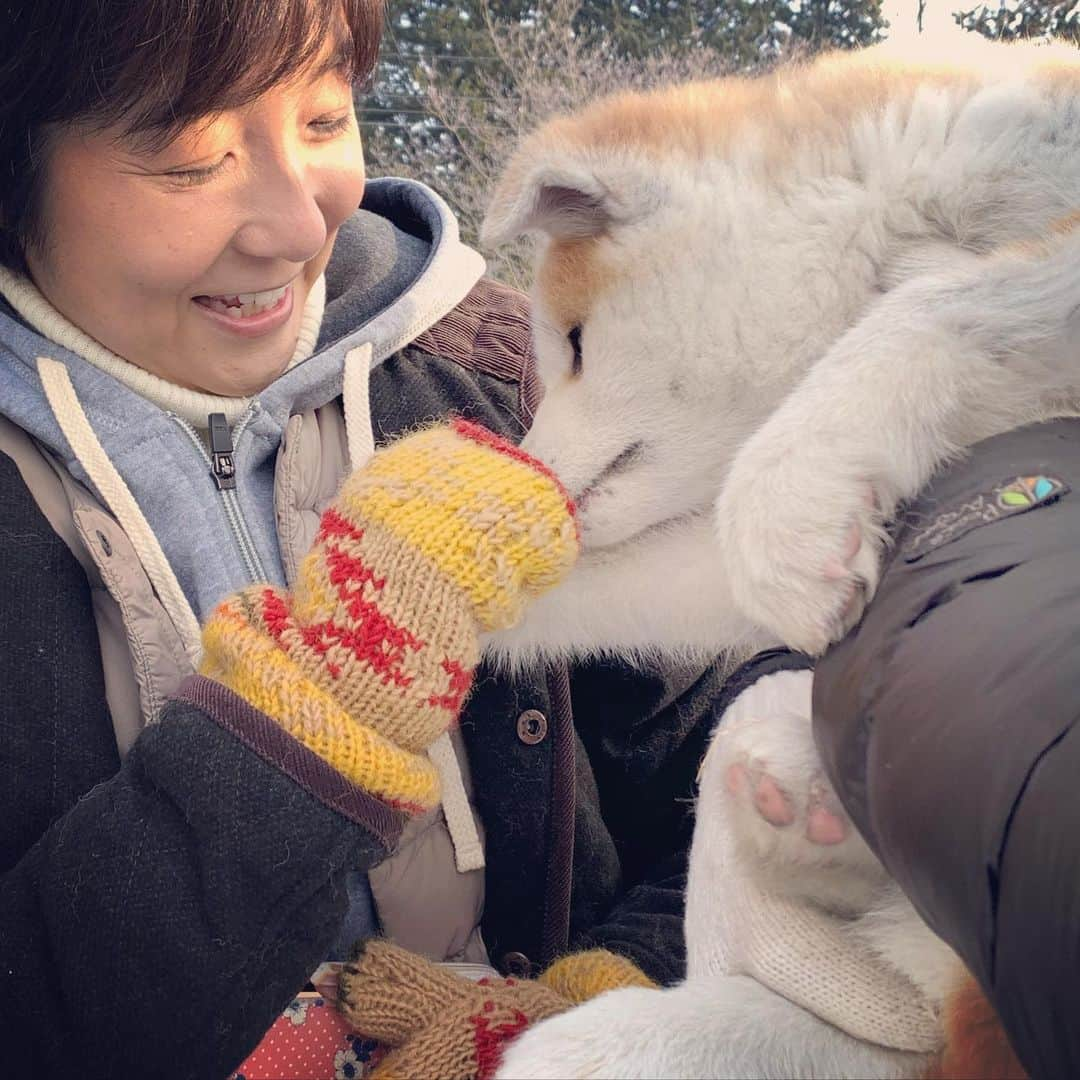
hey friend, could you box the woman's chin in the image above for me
[180,347,296,398]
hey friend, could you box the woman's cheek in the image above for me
[322,148,367,229]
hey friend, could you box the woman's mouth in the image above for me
[193,283,294,336]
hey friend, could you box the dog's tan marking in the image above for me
[535,236,616,332]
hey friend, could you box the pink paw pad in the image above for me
[806,786,848,845]
[725,763,750,795]
[752,774,796,827]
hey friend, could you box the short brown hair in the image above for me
[0,0,384,273]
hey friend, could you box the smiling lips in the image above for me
[194,283,291,319]
[192,282,295,336]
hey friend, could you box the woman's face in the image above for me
[26,58,366,396]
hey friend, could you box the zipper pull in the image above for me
[207,412,236,490]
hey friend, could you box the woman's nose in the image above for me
[231,159,328,264]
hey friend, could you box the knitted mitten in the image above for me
[199,419,578,814]
[539,947,655,1005]
[336,939,655,1080]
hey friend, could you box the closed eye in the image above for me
[567,325,583,376]
[309,113,354,137]
[163,157,229,187]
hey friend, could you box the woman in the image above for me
[0,1,737,1076]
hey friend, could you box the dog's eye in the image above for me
[567,325,583,376]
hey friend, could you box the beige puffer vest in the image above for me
[0,406,489,966]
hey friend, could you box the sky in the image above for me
[881,0,968,44]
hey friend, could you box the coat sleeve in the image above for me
[812,418,1080,1080]
[0,452,403,1080]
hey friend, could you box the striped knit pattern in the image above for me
[200,420,578,813]
[201,589,443,813]
[341,419,578,631]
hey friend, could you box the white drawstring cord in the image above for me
[342,343,376,469]
[342,344,485,874]
[37,356,203,668]
[426,733,486,872]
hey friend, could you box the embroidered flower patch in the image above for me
[902,473,1068,562]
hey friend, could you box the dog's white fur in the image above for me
[483,38,1080,1079]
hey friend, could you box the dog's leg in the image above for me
[495,974,927,1079]
[685,681,949,1057]
[484,514,766,666]
[692,669,886,917]
[715,226,1080,654]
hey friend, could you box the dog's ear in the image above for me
[481,135,663,248]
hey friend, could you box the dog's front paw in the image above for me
[715,436,884,654]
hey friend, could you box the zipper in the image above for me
[170,408,269,584]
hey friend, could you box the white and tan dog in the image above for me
[482,38,1080,1079]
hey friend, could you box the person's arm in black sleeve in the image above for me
[1,692,402,1080]
[813,417,1080,1080]
[2,417,580,1080]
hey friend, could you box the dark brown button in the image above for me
[516,709,548,745]
[501,951,532,977]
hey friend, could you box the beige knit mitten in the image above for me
[337,940,655,1080]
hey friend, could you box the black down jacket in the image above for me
[814,418,1080,1080]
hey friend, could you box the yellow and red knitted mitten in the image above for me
[337,939,655,1080]
[199,419,578,813]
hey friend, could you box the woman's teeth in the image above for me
[199,284,289,318]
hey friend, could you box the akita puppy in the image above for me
[482,37,1079,1080]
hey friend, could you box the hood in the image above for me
[0,178,486,634]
